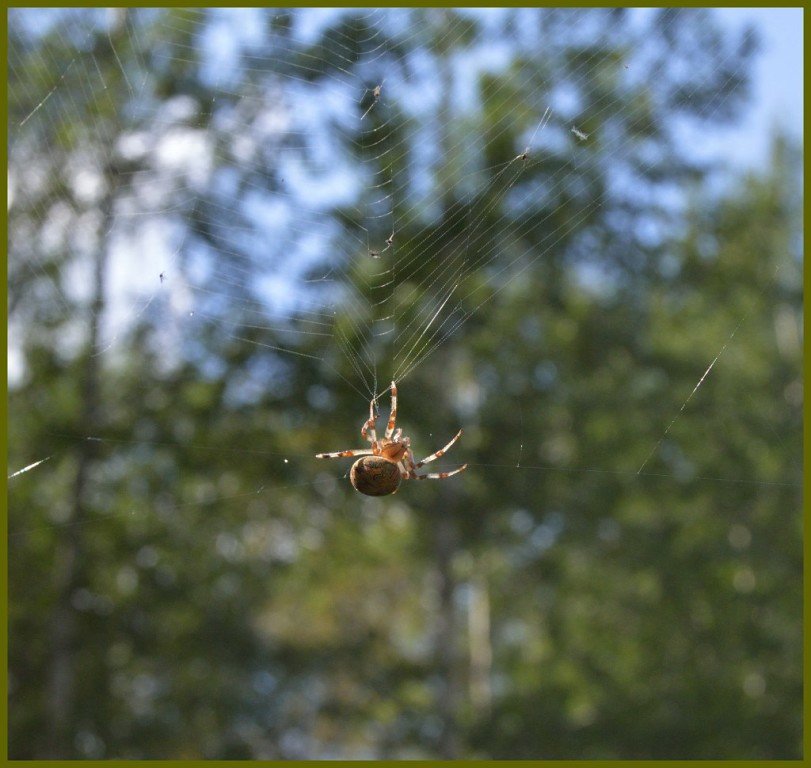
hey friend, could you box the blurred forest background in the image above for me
[7,8,803,760]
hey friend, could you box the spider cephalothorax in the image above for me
[315,381,467,496]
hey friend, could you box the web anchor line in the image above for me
[636,319,745,475]
[8,455,53,479]
[636,263,783,475]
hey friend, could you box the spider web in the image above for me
[6,8,803,759]
[8,8,800,501]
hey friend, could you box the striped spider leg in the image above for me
[360,391,380,451]
[385,381,398,438]
[403,429,468,481]
[319,383,396,462]
[315,447,375,460]
[315,381,467,494]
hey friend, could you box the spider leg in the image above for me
[385,381,398,439]
[412,464,468,480]
[400,444,467,480]
[360,394,379,449]
[316,448,374,459]
[415,429,463,468]
[401,446,420,480]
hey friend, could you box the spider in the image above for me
[361,81,384,120]
[315,381,467,496]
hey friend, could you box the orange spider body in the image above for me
[378,441,407,463]
[350,455,401,496]
[315,382,467,497]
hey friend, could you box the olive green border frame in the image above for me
[2,3,806,766]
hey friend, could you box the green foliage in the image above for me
[8,7,801,760]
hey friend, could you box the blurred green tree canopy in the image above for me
[7,8,801,759]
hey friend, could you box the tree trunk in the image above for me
[432,34,463,757]
[43,160,118,759]
[468,569,492,714]
[42,12,130,754]
[433,512,460,758]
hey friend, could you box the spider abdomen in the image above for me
[350,456,401,496]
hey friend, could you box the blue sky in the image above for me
[716,7,803,170]
[9,8,803,359]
